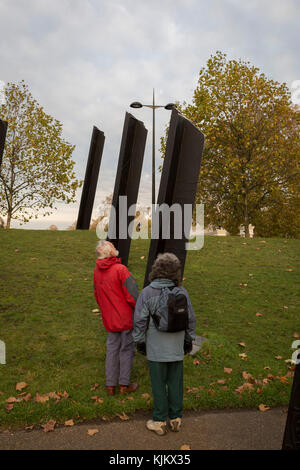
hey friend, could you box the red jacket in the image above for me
[93,257,138,332]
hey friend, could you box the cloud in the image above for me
[1,0,299,228]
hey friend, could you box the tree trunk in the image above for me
[243,189,250,238]
[6,211,11,229]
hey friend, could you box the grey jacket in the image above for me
[132,278,196,362]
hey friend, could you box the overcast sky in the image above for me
[1,0,299,229]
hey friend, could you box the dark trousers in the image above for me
[148,360,183,422]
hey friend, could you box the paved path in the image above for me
[0,407,287,450]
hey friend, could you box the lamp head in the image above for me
[130,102,143,108]
[164,103,175,110]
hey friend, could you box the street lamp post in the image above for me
[130,90,174,206]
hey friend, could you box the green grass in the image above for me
[0,229,299,429]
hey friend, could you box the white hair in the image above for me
[96,240,119,259]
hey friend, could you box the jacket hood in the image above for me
[96,257,121,270]
[149,278,175,289]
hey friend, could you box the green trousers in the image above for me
[148,360,183,422]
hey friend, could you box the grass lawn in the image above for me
[0,229,299,429]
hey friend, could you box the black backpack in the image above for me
[150,286,189,333]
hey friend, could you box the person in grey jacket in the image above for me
[133,252,196,436]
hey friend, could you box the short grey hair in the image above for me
[96,240,119,259]
[148,252,182,285]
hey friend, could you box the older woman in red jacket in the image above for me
[94,240,139,395]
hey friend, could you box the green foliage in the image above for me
[161,52,300,237]
[0,81,81,228]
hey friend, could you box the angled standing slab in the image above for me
[0,119,8,168]
[144,109,204,286]
[107,112,147,266]
[76,126,105,230]
[282,356,300,450]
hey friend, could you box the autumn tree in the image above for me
[162,52,300,237]
[0,81,81,228]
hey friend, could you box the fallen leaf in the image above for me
[91,396,104,404]
[180,445,191,450]
[92,309,99,313]
[102,416,111,421]
[42,420,56,432]
[283,306,289,309]
[117,412,129,421]
[286,269,293,272]
[16,382,28,392]
[193,360,200,366]
[90,384,99,391]
[6,396,19,404]
[224,368,232,374]
[34,393,50,404]
[258,404,270,412]
[293,333,299,338]
[256,388,263,394]
[20,393,31,402]
[25,425,34,431]
[126,396,134,401]
[87,429,99,436]
[182,277,187,281]
[141,393,151,400]
[242,371,254,382]
[235,383,254,394]
[239,353,247,360]
[238,342,246,348]
[279,376,290,384]
[255,313,262,317]
[140,256,145,260]
[58,391,69,399]
[5,404,14,412]
[64,419,74,426]
[275,356,283,360]
[264,366,271,370]
[217,379,226,385]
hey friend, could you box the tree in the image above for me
[161,52,300,237]
[0,81,81,228]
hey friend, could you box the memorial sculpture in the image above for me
[143,108,205,286]
[107,112,147,266]
[76,126,105,230]
[0,118,8,169]
[282,351,300,450]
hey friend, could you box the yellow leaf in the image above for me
[117,412,129,421]
[64,419,74,427]
[258,404,270,412]
[87,429,99,436]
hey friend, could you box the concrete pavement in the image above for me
[0,407,287,450]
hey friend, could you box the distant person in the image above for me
[94,240,139,395]
[133,253,196,435]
